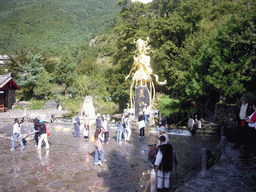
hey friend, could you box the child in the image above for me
[94,129,105,166]
[116,120,123,143]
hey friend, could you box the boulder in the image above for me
[44,100,57,109]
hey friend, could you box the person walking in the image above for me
[138,111,146,138]
[116,120,124,143]
[154,135,173,191]
[73,112,80,137]
[96,113,102,129]
[144,104,150,125]
[124,115,132,141]
[94,129,105,166]
[83,114,90,139]
[158,113,168,128]
[102,117,109,143]
[34,118,40,147]
[37,120,50,150]
[10,119,25,151]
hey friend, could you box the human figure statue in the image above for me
[125,37,167,109]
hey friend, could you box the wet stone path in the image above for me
[0,122,221,192]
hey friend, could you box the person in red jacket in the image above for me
[245,99,256,154]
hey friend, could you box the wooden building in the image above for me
[0,74,20,112]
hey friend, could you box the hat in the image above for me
[97,113,101,117]
[159,126,166,133]
[139,111,143,115]
[241,94,249,102]
[39,120,43,123]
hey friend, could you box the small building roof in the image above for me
[0,74,20,91]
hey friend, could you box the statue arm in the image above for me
[125,56,139,83]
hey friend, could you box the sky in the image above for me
[130,0,153,4]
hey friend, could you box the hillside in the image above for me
[0,0,120,54]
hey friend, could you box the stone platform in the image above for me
[175,143,256,192]
[0,114,255,191]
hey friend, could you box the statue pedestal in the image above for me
[135,86,150,119]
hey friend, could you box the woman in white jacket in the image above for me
[10,119,25,151]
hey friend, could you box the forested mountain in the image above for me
[0,0,120,54]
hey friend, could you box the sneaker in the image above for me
[10,148,14,151]
[45,147,50,149]
[37,148,41,150]
[35,145,38,147]
[21,148,25,150]
[98,161,103,166]
[139,136,142,138]
[94,162,99,165]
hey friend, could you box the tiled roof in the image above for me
[0,74,19,90]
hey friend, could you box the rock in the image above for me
[44,100,57,109]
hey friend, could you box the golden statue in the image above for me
[125,37,167,109]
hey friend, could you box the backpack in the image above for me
[148,146,158,164]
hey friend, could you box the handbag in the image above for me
[139,120,146,129]
[45,124,50,136]
[90,135,95,142]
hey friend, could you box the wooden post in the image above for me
[199,148,207,176]
[150,169,157,192]
[173,152,178,179]
[221,125,224,137]
[221,136,228,160]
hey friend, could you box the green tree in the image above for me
[54,48,77,94]
[0,65,6,75]
[16,53,45,99]
[6,49,29,80]
[34,69,52,99]
[186,14,256,104]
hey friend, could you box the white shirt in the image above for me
[239,103,248,120]
[154,141,167,167]
[13,123,21,134]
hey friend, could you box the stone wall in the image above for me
[215,103,237,137]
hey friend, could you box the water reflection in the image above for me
[11,151,24,177]
[37,149,50,171]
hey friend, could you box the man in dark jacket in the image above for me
[96,113,102,129]
[34,118,40,147]
[158,113,168,128]
[154,135,173,190]
[234,94,254,150]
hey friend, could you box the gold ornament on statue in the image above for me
[125,37,167,109]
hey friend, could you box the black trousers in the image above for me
[140,127,145,137]
[35,132,39,145]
